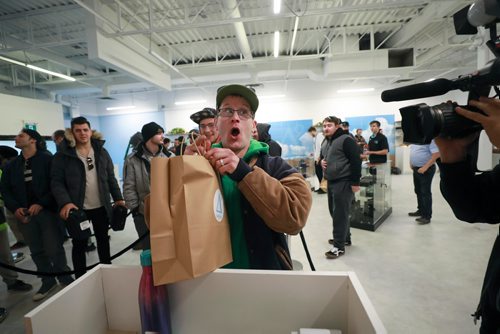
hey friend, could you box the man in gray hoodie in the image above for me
[320,116,361,259]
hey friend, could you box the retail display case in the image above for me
[350,162,392,231]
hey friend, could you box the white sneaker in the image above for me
[325,247,345,259]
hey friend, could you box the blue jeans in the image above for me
[18,209,72,285]
[412,165,436,219]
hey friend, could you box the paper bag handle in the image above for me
[143,194,151,228]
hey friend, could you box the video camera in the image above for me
[381,0,500,145]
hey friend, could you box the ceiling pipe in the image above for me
[1,35,103,77]
[223,0,253,61]
[74,0,202,90]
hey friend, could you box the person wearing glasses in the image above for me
[190,107,221,144]
[0,129,73,301]
[185,84,312,270]
[51,117,125,278]
[123,122,170,250]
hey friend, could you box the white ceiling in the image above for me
[0,0,484,107]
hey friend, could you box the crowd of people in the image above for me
[1,86,499,330]
[0,84,312,322]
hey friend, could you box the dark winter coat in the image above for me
[1,150,57,213]
[439,160,500,333]
[50,130,123,221]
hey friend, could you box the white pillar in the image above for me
[475,39,493,171]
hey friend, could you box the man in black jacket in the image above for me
[320,116,361,259]
[0,129,73,301]
[435,97,500,333]
[51,117,125,278]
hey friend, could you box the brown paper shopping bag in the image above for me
[149,155,232,285]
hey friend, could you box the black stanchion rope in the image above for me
[0,231,149,277]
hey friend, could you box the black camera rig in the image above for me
[381,0,500,145]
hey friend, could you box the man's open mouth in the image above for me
[231,127,240,137]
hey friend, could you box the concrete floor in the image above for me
[0,173,497,333]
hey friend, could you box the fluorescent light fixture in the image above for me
[424,78,435,82]
[259,94,286,99]
[337,88,375,94]
[0,55,26,66]
[174,99,207,106]
[274,0,281,14]
[106,105,136,111]
[274,31,280,58]
[0,55,76,82]
[26,64,76,82]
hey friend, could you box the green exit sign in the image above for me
[24,123,37,131]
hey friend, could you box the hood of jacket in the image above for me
[59,128,105,155]
[256,123,272,143]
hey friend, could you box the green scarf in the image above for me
[212,139,269,269]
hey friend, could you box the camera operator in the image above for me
[435,97,500,333]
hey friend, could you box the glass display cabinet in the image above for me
[350,161,392,231]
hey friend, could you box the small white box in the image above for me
[25,265,386,334]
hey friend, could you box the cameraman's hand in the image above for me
[60,203,78,220]
[434,133,479,163]
[456,97,500,148]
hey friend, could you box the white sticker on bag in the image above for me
[80,220,91,230]
[213,189,224,222]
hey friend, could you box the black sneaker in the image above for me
[59,278,74,288]
[32,281,57,302]
[408,211,421,217]
[10,241,27,250]
[416,217,431,224]
[7,279,33,292]
[0,307,7,323]
[328,239,351,246]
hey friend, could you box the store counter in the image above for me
[25,265,386,334]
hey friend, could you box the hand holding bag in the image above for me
[149,155,232,285]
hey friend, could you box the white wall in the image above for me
[161,80,469,128]
[0,93,64,135]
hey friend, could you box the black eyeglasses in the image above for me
[86,157,94,171]
[217,107,254,120]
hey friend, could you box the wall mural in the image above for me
[345,114,395,156]
[267,119,314,177]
